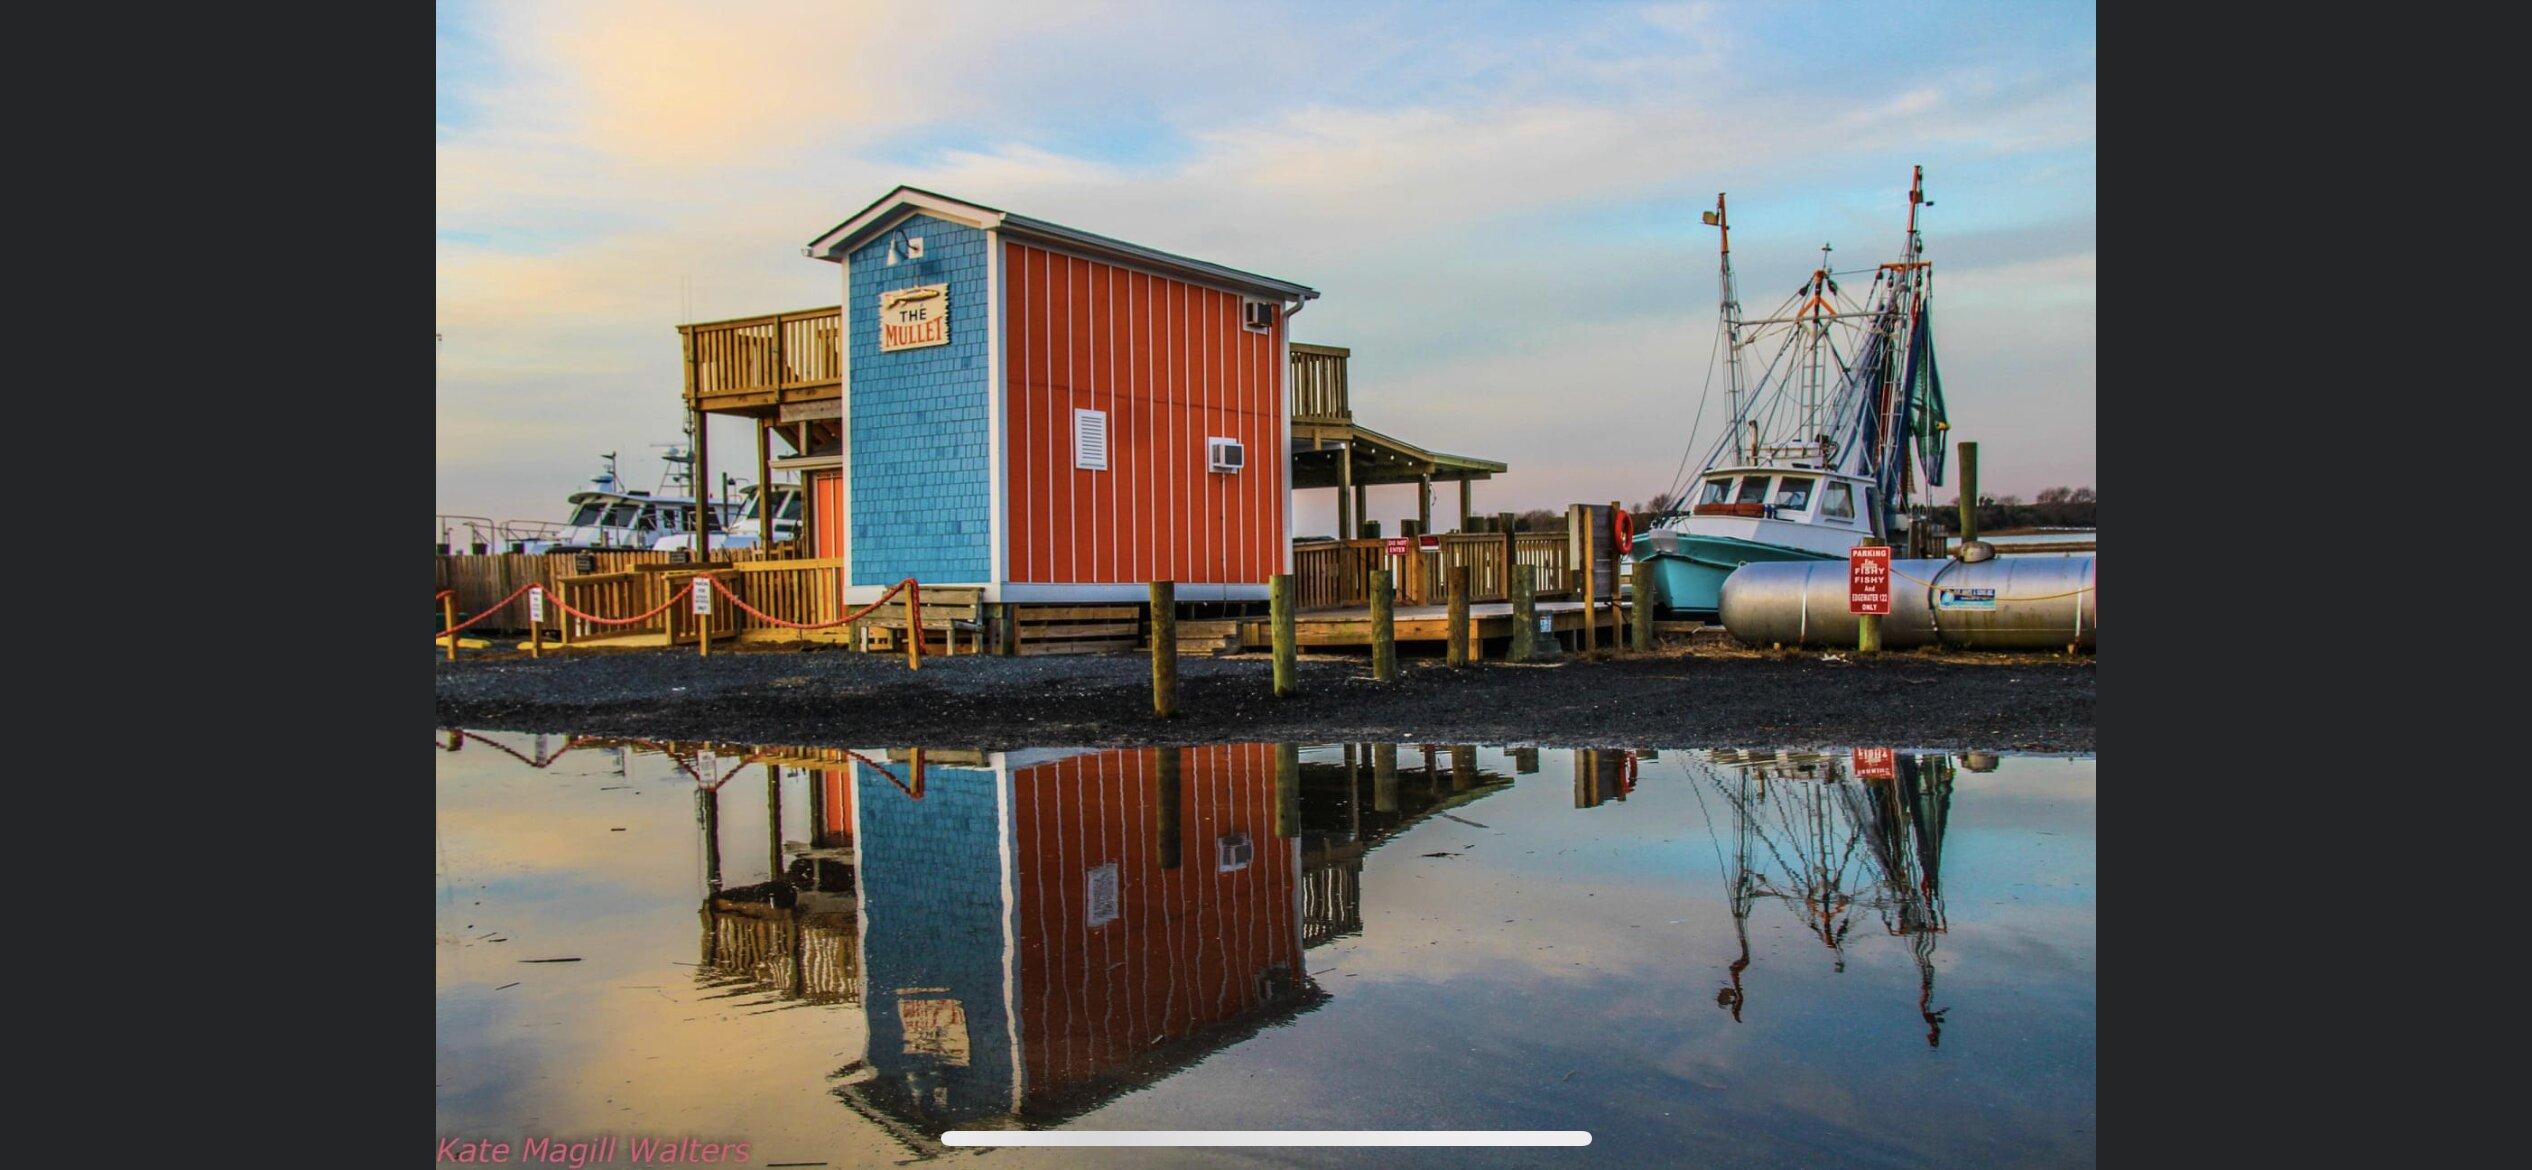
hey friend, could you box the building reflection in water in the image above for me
[440,731,1969,1150]
[1691,748,1956,1046]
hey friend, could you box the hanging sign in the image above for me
[1383,537,1412,556]
[528,586,544,623]
[693,577,714,615]
[1848,545,1892,615]
[1418,534,1441,550]
[878,284,951,351]
[1851,747,1896,781]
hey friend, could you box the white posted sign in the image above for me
[693,578,714,615]
[879,284,951,351]
[528,586,544,623]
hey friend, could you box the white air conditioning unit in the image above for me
[1242,300,1276,332]
[1207,436,1245,472]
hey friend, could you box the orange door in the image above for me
[810,470,845,560]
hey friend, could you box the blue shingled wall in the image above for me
[854,762,1015,1123]
[848,213,992,585]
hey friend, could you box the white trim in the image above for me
[998,582,1267,602]
[1278,303,1294,576]
[843,581,995,606]
[808,192,1005,259]
[991,759,1025,1112]
[986,228,1008,592]
[838,244,855,588]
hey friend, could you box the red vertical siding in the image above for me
[1011,745,1299,1095]
[1003,242,1282,587]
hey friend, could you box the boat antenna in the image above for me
[1703,193,1747,462]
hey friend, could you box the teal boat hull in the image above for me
[1632,533,1839,617]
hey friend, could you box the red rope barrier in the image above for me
[435,582,539,639]
[546,581,698,626]
[706,576,915,630]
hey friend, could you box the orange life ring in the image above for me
[1612,508,1635,550]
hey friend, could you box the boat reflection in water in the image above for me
[437,732,2014,1161]
[1693,748,1955,1046]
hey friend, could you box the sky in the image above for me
[436,0,2094,535]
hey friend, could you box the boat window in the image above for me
[1735,476,1772,504]
[1698,479,1735,506]
[777,494,802,521]
[658,509,681,532]
[600,503,640,528]
[1821,481,1856,520]
[568,502,605,526]
[1772,477,1816,511]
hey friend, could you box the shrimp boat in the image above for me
[649,481,802,553]
[1633,167,1951,617]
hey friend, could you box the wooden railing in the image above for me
[682,308,845,407]
[436,548,800,634]
[1290,343,1351,423]
[544,557,852,644]
[1291,532,1571,611]
[678,307,1351,426]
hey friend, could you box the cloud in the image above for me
[437,2,2095,522]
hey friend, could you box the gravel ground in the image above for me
[434,640,2094,752]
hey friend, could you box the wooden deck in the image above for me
[1246,599,1630,655]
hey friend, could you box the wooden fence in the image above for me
[433,548,800,633]
[1292,532,1572,611]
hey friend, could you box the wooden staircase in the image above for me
[1167,619,1245,656]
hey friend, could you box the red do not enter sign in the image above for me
[1849,545,1892,614]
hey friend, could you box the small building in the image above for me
[679,186,1507,607]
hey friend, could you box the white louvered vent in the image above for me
[1217,832,1252,872]
[1086,862,1120,927]
[1074,408,1109,471]
[1242,300,1276,332]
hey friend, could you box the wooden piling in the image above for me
[904,583,922,671]
[766,764,784,879]
[997,601,1020,656]
[1858,537,1885,654]
[1631,560,1654,651]
[1369,569,1397,682]
[1150,580,1177,717]
[442,594,459,661]
[1274,742,1300,840]
[1373,743,1399,811]
[1957,440,1979,546]
[1451,745,1475,792]
[697,782,722,895]
[1156,746,1182,870]
[1508,563,1538,662]
[1446,565,1471,667]
[1580,505,1599,653]
[1270,574,1297,698]
[1607,501,1625,651]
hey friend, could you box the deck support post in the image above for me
[1446,565,1471,667]
[755,420,773,549]
[1354,485,1370,538]
[1451,745,1476,792]
[1150,581,1177,717]
[1373,743,1399,811]
[1336,442,1355,545]
[1369,569,1397,682]
[691,404,711,559]
[1417,475,1432,540]
[1458,480,1472,532]
[1509,563,1538,662]
[1270,574,1297,698]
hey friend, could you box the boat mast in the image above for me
[1704,193,1747,463]
[1874,166,1930,536]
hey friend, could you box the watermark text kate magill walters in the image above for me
[438,1136,751,1165]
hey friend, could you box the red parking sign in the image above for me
[1849,545,1892,614]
